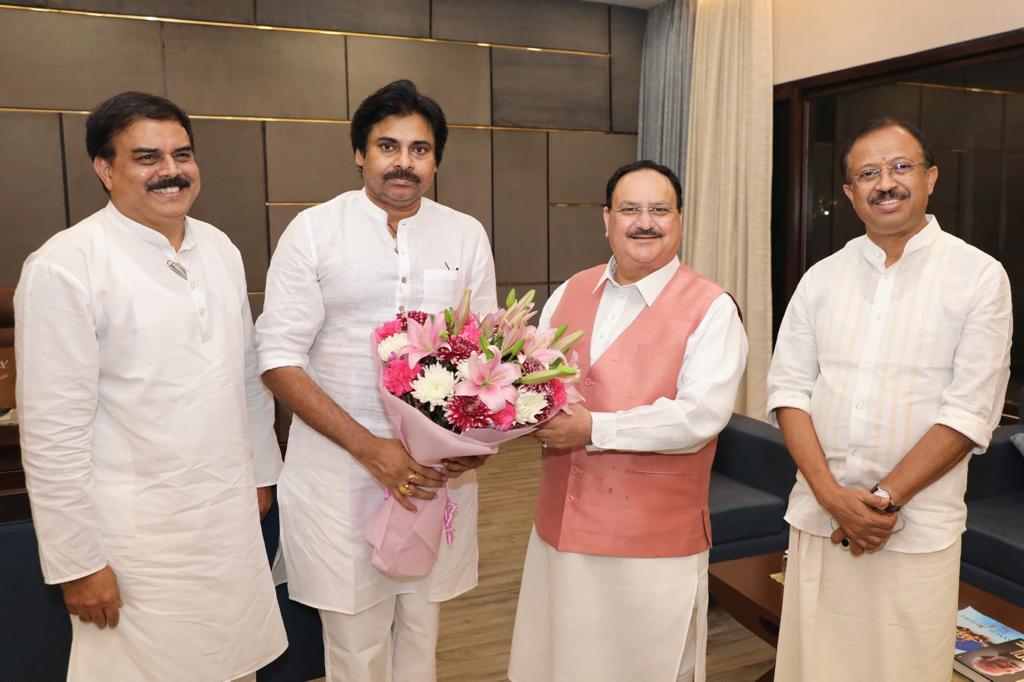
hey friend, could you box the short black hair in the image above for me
[350,79,448,167]
[840,117,935,182]
[605,160,682,210]
[86,91,194,161]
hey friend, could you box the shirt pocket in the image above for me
[420,269,462,314]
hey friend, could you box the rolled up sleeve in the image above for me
[766,275,819,424]
[15,261,106,584]
[256,215,325,374]
[935,261,1012,452]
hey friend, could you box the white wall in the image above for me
[773,0,1024,84]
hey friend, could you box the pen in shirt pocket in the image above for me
[444,262,459,271]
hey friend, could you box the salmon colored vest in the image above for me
[536,263,725,558]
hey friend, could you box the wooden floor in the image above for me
[434,437,777,682]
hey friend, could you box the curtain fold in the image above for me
[637,0,696,189]
[683,0,774,418]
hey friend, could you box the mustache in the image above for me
[869,187,909,204]
[627,227,664,238]
[146,176,192,191]
[384,168,421,183]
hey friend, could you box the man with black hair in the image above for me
[768,118,1012,681]
[15,91,285,680]
[256,79,496,681]
[508,160,746,682]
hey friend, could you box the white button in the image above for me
[863,358,871,365]
[855,401,863,409]
[199,309,207,316]
[875,314,882,320]
[401,276,407,284]
[190,282,196,289]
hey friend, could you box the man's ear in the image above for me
[93,155,114,192]
[603,207,610,239]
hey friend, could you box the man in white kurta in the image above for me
[509,162,747,682]
[767,119,1012,681]
[256,80,497,681]
[16,92,286,681]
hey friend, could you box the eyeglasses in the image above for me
[610,205,677,220]
[851,161,927,185]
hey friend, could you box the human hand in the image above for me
[822,486,899,553]
[61,565,123,629]
[356,436,446,512]
[533,407,593,451]
[442,455,490,478]
[257,486,274,520]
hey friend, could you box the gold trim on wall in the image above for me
[550,203,605,208]
[0,107,636,136]
[267,202,319,207]
[0,4,610,57]
[898,80,1024,97]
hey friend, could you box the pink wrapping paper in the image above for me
[365,354,537,578]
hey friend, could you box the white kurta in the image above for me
[509,257,747,682]
[15,203,286,681]
[255,189,497,615]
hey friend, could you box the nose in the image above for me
[396,147,413,168]
[634,207,654,228]
[875,167,899,190]
[157,154,182,176]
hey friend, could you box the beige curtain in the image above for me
[683,0,773,419]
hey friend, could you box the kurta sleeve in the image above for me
[466,223,498,314]
[765,271,819,423]
[934,260,1013,451]
[15,261,106,584]
[242,292,283,486]
[588,294,747,454]
[256,215,326,374]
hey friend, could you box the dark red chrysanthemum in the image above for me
[444,395,493,432]
[435,336,477,364]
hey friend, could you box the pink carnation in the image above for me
[400,310,429,326]
[490,401,517,431]
[550,379,568,408]
[444,395,492,432]
[382,358,420,395]
[373,318,405,343]
[458,317,482,346]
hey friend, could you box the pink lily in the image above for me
[454,348,522,412]
[519,327,564,366]
[401,314,449,368]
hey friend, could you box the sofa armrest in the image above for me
[714,413,797,501]
[966,424,1024,502]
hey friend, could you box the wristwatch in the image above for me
[871,485,901,513]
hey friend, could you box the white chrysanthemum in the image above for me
[377,332,408,360]
[515,387,548,424]
[455,358,471,380]
[410,364,457,409]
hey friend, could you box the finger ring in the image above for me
[541,441,548,448]
[840,537,850,549]
[397,482,414,495]
[406,472,420,484]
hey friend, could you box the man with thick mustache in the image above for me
[768,119,1012,681]
[508,160,747,682]
[15,91,286,680]
[256,80,496,681]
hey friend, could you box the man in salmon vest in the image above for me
[507,160,748,682]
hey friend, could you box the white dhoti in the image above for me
[774,528,961,682]
[508,527,708,682]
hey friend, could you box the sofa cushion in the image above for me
[963,491,1024,589]
[708,472,788,545]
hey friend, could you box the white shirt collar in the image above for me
[104,201,196,252]
[593,256,680,307]
[357,187,429,227]
[858,214,940,269]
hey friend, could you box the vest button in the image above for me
[567,494,577,502]
[584,378,593,386]
[571,465,581,474]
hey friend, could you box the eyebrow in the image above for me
[129,145,194,154]
[375,136,432,147]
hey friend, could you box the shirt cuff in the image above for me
[765,392,812,426]
[935,407,993,453]
[256,351,308,376]
[589,412,616,451]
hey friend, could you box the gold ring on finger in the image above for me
[406,472,421,484]
[397,482,414,496]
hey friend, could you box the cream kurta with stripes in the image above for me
[767,216,1012,554]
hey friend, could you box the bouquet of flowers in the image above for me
[364,289,584,577]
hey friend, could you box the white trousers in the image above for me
[774,528,961,682]
[320,593,440,682]
[509,527,707,682]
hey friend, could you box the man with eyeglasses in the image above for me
[768,118,1012,681]
[14,91,285,680]
[508,160,747,682]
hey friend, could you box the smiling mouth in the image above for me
[151,186,184,194]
